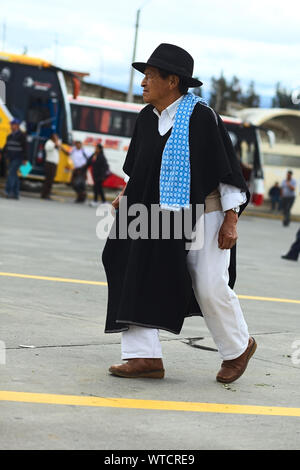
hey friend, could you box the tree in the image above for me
[227,75,243,103]
[272,82,300,109]
[192,78,203,98]
[241,81,260,107]
[209,72,228,113]
[209,73,262,111]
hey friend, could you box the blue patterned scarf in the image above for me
[159,92,208,211]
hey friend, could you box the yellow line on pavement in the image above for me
[0,272,107,286]
[1,272,300,304]
[238,294,300,305]
[0,390,299,417]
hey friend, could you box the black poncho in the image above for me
[102,102,249,334]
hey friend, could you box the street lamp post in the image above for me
[126,8,141,103]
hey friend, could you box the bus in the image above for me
[70,95,266,204]
[69,95,143,188]
[0,52,74,182]
[222,115,270,205]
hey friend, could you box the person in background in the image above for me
[281,228,300,262]
[268,182,281,212]
[41,133,60,200]
[281,171,297,226]
[87,143,110,207]
[0,146,7,178]
[2,118,28,199]
[70,141,88,203]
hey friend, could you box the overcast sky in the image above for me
[1,0,299,106]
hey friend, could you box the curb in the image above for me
[51,189,117,202]
[243,210,300,222]
[1,181,300,221]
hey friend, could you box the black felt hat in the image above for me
[132,43,203,88]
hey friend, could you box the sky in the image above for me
[1,0,300,106]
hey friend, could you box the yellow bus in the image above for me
[0,51,74,182]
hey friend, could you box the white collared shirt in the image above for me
[44,139,59,165]
[71,148,87,169]
[153,95,184,136]
[152,97,247,212]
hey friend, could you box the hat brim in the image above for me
[132,61,203,88]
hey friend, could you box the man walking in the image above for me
[87,143,110,207]
[41,133,60,200]
[281,171,296,226]
[268,182,281,212]
[102,44,256,384]
[3,118,27,199]
[70,141,88,203]
[281,228,300,262]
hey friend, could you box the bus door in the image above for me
[227,123,264,205]
[26,92,61,175]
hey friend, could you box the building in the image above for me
[235,108,300,214]
[63,71,143,104]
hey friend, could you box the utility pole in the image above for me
[54,34,59,65]
[2,21,6,51]
[126,8,140,103]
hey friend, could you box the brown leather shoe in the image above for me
[109,358,165,379]
[216,337,257,384]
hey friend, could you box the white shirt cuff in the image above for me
[219,183,247,212]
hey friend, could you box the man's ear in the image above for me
[169,74,180,90]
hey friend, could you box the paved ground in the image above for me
[0,194,300,450]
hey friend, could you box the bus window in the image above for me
[100,110,110,133]
[79,106,93,132]
[70,103,139,138]
[109,111,123,136]
[93,108,102,133]
[71,104,79,129]
[123,113,137,137]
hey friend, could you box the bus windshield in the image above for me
[225,121,264,181]
[0,58,72,179]
[0,62,69,141]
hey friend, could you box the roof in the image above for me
[235,108,300,126]
[0,51,52,68]
[68,95,144,113]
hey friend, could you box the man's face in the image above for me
[287,172,292,180]
[75,142,82,149]
[141,66,174,106]
[10,123,19,133]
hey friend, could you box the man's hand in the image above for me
[218,210,238,250]
[111,184,127,215]
[111,194,120,212]
[287,182,295,191]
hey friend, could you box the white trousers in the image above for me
[122,211,249,361]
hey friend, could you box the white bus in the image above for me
[69,95,143,188]
[69,95,266,204]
